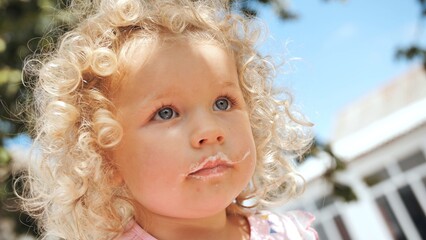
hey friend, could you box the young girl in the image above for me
[18,0,317,239]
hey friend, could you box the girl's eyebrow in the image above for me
[140,80,239,105]
[218,81,239,89]
[140,83,178,102]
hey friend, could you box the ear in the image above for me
[109,166,125,186]
[104,152,125,186]
[111,170,124,186]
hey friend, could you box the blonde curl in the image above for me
[101,0,142,26]
[91,47,118,77]
[39,58,81,96]
[93,108,123,148]
[42,100,80,138]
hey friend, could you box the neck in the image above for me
[135,209,249,240]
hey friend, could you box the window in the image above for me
[398,185,426,239]
[398,151,426,172]
[313,194,352,240]
[315,194,334,210]
[363,168,390,187]
[369,150,426,239]
[314,223,328,240]
[375,196,407,240]
[333,215,351,240]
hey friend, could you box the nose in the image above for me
[190,113,225,148]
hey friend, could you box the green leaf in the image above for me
[0,146,10,166]
[333,182,358,202]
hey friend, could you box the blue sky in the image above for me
[253,0,423,142]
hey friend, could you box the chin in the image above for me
[183,199,235,218]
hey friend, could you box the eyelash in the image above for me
[150,94,239,121]
[217,94,238,109]
[150,103,177,121]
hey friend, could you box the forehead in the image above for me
[122,35,230,64]
[113,38,239,105]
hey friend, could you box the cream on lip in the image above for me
[186,150,251,178]
[187,152,233,176]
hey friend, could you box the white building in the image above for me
[279,66,426,240]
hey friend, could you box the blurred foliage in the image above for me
[0,0,71,237]
[396,0,426,68]
[231,0,346,20]
[230,0,298,20]
[303,140,358,203]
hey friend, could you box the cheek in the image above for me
[113,132,185,181]
[233,115,256,149]
[244,122,257,176]
[230,114,257,175]
[245,140,257,178]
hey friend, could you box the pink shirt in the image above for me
[118,211,318,240]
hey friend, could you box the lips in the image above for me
[187,152,234,179]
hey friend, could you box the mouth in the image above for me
[187,152,234,179]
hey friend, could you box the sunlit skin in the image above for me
[111,39,256,240]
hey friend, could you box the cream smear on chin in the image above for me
[185,150,251,180]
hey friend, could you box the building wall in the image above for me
[278,123,426,240]
[341,123,426,240]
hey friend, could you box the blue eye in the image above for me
[214,98,231,111]
[154,107,178,120]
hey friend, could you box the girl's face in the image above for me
[111,39,256,221]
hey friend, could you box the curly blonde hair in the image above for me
[17,0,312,239]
